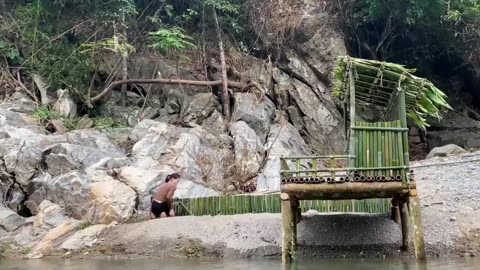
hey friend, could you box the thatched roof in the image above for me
[334,56,452,129]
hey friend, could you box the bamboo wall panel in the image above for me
[173,195,391,216]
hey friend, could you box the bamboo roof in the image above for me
[334,56,452,129]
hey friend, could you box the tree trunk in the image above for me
[120,13,128,107]
[213,8,231,122]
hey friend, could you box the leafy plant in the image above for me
[148,27,196,53]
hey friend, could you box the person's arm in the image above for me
[166,186,177,207]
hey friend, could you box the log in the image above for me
[90,78,256,104]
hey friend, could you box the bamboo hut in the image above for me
[279,56,451,263]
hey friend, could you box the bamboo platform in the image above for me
[279,56,431,263]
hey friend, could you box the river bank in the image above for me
[73,153,480,259]
[1,152,479,260]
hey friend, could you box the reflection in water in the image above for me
[1,258,479,270]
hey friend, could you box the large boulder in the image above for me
[232,93,276,142]
[0,207,26,232]
[86,179,136,224]
[0,118,66,186]
[426,144,468,159]
[257,123,313,192]
[230,121,264,176]
[201,110,226,136]
[182,93,221,125]
[26,172,92,218]
[426,112,480,150]
[117,166,173,211]
[42,143,124,176]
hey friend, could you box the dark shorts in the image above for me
[151,200,170,218]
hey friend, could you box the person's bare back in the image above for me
[151,173,180,219]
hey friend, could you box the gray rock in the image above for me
[42,143,124,176]
[426,144,468,159]
[231,121,264,176]
[53,89,77,118]
[427,112,480,150]
[202,110,226,136]
[26,172,91,219]
[183,93,220,123]
[65,129,119,150]
[174,180,220,199]
[0,207,25,232]
[29,219,83,258]
[5,183,26,212]
[86,179,136,224]
[32,200,69,234]
[257,123,312,192]
[131,123,230,191]
[0,108,27,127]
[0,124,66,186]
[129,119,165,142]
[76,116,94,130]
[60,224,107,251]
[232,93,275,142]
[1,92,38,114]
[117,166,172,211]
[274,69,345,153]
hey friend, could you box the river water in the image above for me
[1,258,480,270]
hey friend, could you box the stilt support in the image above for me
[281,193,297,263]
[391,196,401,224]
[399,200,410,251]
[408,190,426,260]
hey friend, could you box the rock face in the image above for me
[274,69,345,154]
[0,207,26,232]
[232,94,276,142]
[230,121,264,176]
[257,123,312,191]
[130,120,231,191]
[426,112,480,150]
[426,144,468,159]
[86,179,136,224]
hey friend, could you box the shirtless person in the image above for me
[151,173,180,219]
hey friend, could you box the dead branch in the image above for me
[90,78,260,104]
[213,8,231,122]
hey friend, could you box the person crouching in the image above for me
[151,173,180,219]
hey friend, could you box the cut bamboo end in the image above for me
[360,175,366,182]
[395,175,402,181]
[354,176,361,182]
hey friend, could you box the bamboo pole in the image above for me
[408,191,426,260]
[348,67,356,169]
[398,87,410,187]
[281,193,296,263]
[400,200,410,252]
[381,122,387,177]
[282,182,415,194]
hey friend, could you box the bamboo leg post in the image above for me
[281,193,297,263]
[292,199,302,224]
[400,199,410,252]
[391,196,401,224]
[408,190,426,260]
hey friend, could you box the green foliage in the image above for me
[0,39,21,62]
[148,27,196,53]
[33,106,126,130]
[80,37,136,58]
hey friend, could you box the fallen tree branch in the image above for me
[90,78,258,104]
